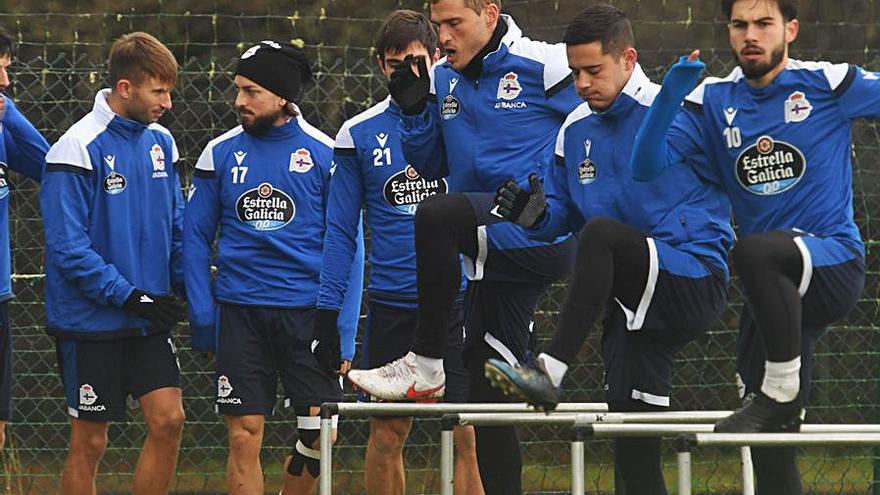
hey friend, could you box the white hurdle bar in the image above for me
[589,423,880,495]
[675,431,880,495]
[318,402,608,495]
[441,411,733,495]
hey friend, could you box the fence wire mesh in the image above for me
[0,0,879,493]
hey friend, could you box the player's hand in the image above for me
[312,308,342,374]
[388,54,430,115]
[494,173,547,229]
[123,289,187,328]
[0,94,6,121]
[339,360,352,376]
[670,49,705,73]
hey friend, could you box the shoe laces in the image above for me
[376,354,418,380]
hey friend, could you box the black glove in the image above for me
[494,173,547,228]
[122,289,186,329]
[312,308,341,374]
[388,54,430,115]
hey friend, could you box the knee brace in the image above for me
[286,408,338,478]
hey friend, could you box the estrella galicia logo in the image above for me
[383,165,448,214]
[0,165,8,200]
[235,182,295,230]
[103,171,127,194]
[577,159,596,185]
[441,94,461,120]
[735,135,806,195]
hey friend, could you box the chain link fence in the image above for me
[0,0,879,493]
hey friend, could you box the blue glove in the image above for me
[657,55,706,105]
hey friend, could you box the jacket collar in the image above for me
[457,14,520,80]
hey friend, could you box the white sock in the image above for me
[413,352,444,375]
[761,356,801,403]
[537,353,568,388]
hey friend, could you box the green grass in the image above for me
[2,445,877,494]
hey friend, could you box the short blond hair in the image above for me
[108,32,178,87]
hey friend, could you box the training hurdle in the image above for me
[438,415,880,495]
[442,411,733,495]
[588,423,880,495]
[674,432,880,495]
[317,402,608,495]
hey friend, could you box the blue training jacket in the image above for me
[399,15,581,251]
[41,89,185,339]
[633,59,880,260]
[319,97,460,310]
[184,113,364,360]
[532,65,733,279]
[0,95,48,300]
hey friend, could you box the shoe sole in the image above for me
[484,362,550,412]
[347,375,443,404]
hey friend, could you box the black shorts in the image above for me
[737,234,865,405]
[602,239,728,406]
[463,192,576,285]
[462,192,577,363]
[360,299,469,403]
[56,332,181,422]
[0,302,10,421]
[215,304,342,416]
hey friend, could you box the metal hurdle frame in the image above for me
[674,431,880,495]
[317,402,609,495]
[441,411,733,495]
[444,414,880,495]
[588,423,880,495]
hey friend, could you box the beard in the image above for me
[240,110,282,135]
[735,42,786,80]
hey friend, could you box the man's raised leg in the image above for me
[348,194,479,401]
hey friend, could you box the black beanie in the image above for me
[234,40,313,102]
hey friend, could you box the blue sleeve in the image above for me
[546,79,582,119]
[2,97,48,180]
[317,150,364,311]
[631,56,706,182]
[41,165,134,306]
[338,216,364,361]
[399,99,449,180]
[183,157,222,347]
[835,65,880,120]
[529,154,585,241]
[170,162,186,298]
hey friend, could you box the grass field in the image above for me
[2,437,877,494]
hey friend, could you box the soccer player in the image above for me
[41,32,186,495]
[316,10,482,495]
[480,6,732,494]
[0,27,50,451]
[630,0,879,492]
[346,0,581,492]
[183,41,363,495]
